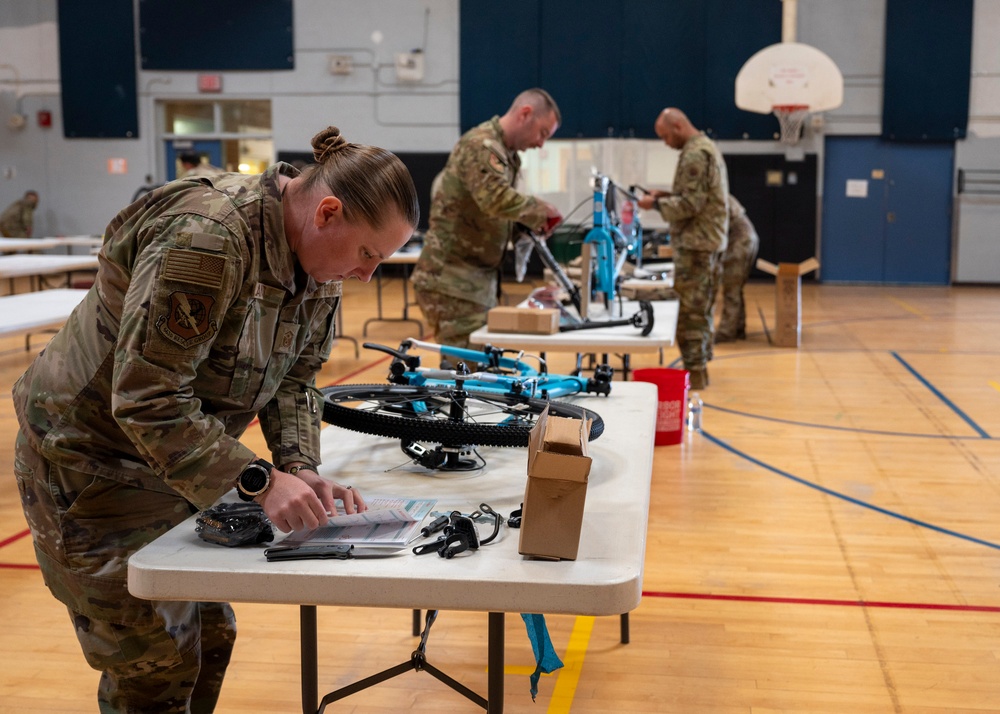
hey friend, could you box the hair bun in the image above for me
[312,127,349,163]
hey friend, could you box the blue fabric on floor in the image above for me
[521,613,564,700]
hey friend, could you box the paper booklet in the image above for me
[281,496,437,549]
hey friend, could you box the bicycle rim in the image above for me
[320,384,605,447]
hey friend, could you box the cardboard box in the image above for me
[486,306,560,334]
[657,244,673,259]
[518,407,592,561]
[756,257,820,348]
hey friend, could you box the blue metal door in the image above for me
[821,137,952,284]
[165,140,223,181]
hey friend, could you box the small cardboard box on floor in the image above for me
[756,257,819,348]
[486,306,560,334]
[518,407,592,561]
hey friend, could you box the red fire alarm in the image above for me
[37,110,52,128]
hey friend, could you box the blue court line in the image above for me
[706,404,994,440]
[703,431,1000,551]
[891,351,990,438]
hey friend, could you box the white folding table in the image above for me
[0,254,99,293]
[0,288,88,349]
[471,299,679,378]
[0,237,63,253]
[128,382,656,713]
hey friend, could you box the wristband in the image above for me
[288,465,318,476]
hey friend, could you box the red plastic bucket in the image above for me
[633,368,689,446]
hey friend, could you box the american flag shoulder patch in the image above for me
[163,248,226,288]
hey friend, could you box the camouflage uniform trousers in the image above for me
[14,431,236,714]
[414,287,493,350]
[716,230,760,340]
[673,247,723,371]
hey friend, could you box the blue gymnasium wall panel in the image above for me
[139,0,293,71]
[882,0,972,141]
[459,1,541,133]
[460,0,781,139]
[539,0,623,138]
[619,0,704,138]
[702,0,782,140]
[57,0,138,138]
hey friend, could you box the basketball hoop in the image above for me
[772,104,810,144]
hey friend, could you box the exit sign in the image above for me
[197,74,223,93]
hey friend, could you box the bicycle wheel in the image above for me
[320,384,604,447]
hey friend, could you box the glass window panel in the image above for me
[164,102,214,134]
[222,101,271,133]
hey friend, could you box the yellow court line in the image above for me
[547,616,596,713]
[504,665,544,676]
[887,296,928,318]
[989,380,1000,394]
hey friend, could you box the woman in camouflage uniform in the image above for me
[12,127,417,713]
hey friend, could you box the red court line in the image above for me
[0,529,39,570]
[0,528,30,549]
[643,590,1000,613]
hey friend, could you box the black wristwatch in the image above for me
[237,458,274,502]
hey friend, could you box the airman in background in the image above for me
[716,194,760,342]
[0,189,39,237]
[412,88,563,349]
[640,107,729,389]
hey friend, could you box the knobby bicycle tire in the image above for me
[320,384,604,447]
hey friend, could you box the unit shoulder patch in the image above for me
[487,152,506,175]
[155,291,218,348]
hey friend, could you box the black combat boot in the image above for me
[689,367,709,390]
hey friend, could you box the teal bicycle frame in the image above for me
[583,171,643,304]
[371,338,612,398]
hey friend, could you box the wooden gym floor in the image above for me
[1,274,999,713]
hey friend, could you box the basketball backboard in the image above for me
[735,42,844,115]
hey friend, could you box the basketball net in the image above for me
[772,104,810,144]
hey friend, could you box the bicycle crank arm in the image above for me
[558,300,655,336]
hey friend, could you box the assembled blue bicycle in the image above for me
[320,338,609,470]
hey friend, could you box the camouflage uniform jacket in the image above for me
[183,163,227,178]
[726,194,758,256]
[411,116,549,305]
[652,133,729,253]
[13,163,340,511]
[0,197,35,237]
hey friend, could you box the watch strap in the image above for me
[237,458,274,501]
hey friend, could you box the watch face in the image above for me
[240,464,269,495]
